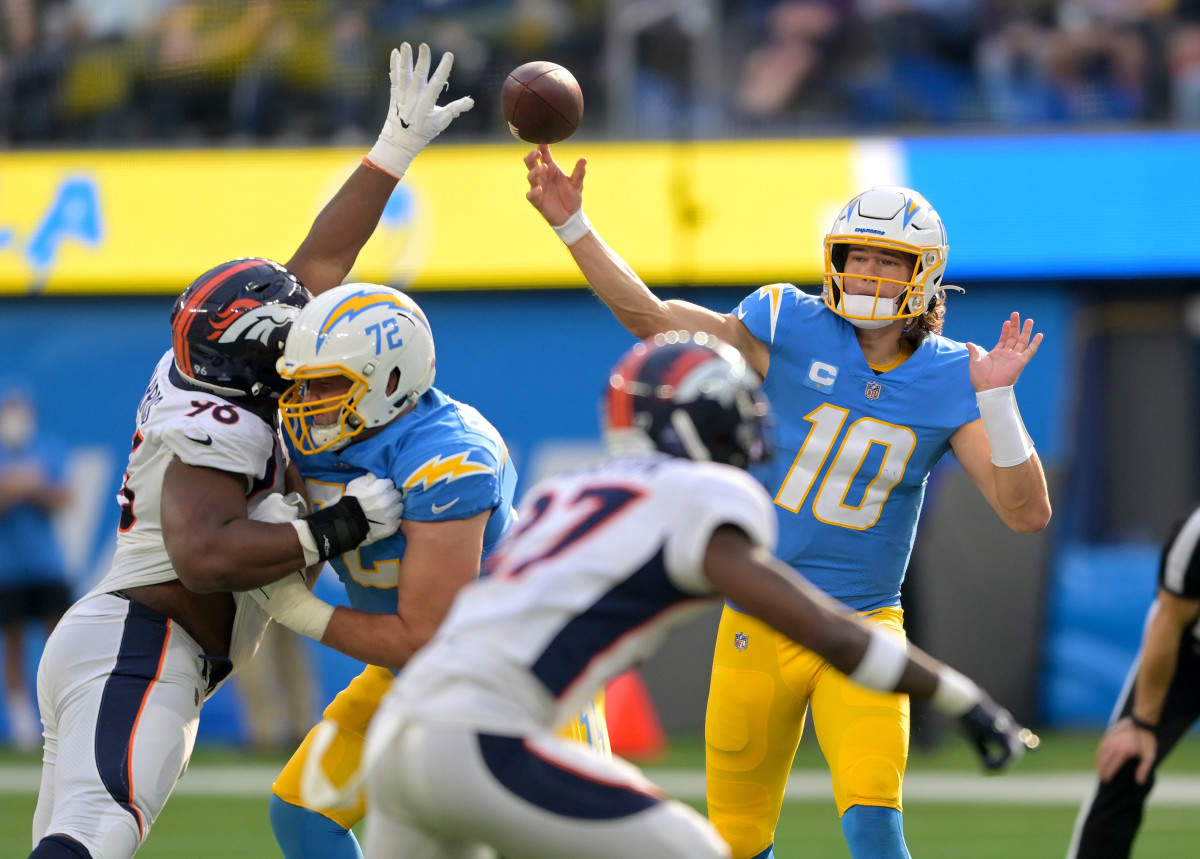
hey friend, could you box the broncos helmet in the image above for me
[822,186,951,329]
[278,283,436,454]
[603,331,770,469]
[170,258,310,403]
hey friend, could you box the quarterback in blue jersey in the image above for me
[524,145,1052,859]
[253,283,608,859]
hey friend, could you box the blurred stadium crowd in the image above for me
[2,0,1200,146]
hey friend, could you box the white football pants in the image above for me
[362,711,730,859]
[33,593,213,859]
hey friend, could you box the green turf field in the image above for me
[4,731,1198,857]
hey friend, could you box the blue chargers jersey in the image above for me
[735,285,980,611]
[290,387,518,616]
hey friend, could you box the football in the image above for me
[501,61,584,144]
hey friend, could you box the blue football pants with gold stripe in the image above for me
[271,664,610,859]
[705,604,910,859]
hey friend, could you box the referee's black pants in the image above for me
[1068,632,1200,858]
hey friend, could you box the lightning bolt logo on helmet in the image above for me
[821,186,952,329]
[314,287,432,355]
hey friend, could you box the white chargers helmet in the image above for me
[278,283,436,454]
[822,186,951,329]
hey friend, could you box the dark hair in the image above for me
[902,294,945,349]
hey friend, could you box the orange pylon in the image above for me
[605,669,668,762]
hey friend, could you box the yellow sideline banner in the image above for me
[0,141,860,295]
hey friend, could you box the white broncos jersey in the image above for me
[87,350,289,672]
[381,452,778,735]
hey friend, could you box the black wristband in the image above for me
[1129,713,1157,732]
[302,496,369,562]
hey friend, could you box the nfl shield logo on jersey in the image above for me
[864,380,882,401]
[734,632,749,651]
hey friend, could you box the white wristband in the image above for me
[930,665,982,717]
[847,627,909,692]
[250,573,335,641]
[364,142,414,181]
[553,209,592,245]
[290,519,322,568]
[976,385,1035,467]
[278,586,335,641]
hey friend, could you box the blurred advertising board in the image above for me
[1,131,1196,295]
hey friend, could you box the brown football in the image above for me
[501,61,584,144]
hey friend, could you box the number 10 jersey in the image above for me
[736,285,980,611]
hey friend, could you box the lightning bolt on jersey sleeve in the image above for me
[734,283,797,347]
[399,447,505,523]
[290,388,517,614]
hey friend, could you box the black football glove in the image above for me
[957,693,1040,772]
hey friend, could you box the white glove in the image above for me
[250,491,308,524]
[365,42,475,179]
[343,473,405,546]
[290,473,403,566]
[250,571,335,641]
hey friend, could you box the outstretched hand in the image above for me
[966,312,1042,392]
[366,42,474,179]
[524,144,587,228]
